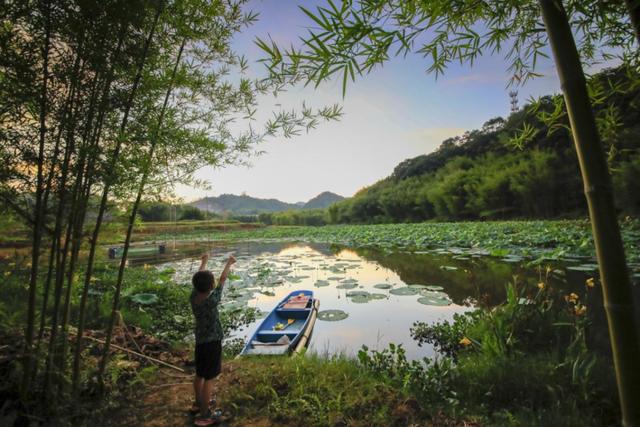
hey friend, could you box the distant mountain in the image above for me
[192,191,345,215]
[303,191,344,209]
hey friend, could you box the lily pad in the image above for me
[408,284,429,289]
[373,283,393,289]
[389,287,418,296]
[368,293,387,300]
[318,309,349,321]
[350,295,371,303]
[130,293,159,305]
[336,282,358,289]
[417,296,451,306]
[314,280,330,287]
[425,285,444,291]
[419,289,450,299]
[346,290,370,298]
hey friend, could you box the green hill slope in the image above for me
[327,67,640,224]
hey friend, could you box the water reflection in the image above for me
[139,241,568,359]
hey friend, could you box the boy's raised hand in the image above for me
[198,253,209,271]
[219,255,236,286]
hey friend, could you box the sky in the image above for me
[176,0,567,204]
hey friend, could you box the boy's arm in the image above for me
[217,255,237,287]
[198,254,208,271]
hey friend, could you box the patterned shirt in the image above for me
[190,284,224,344]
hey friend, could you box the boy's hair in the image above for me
[192,270,215,293]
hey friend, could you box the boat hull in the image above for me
[239,290,319,356]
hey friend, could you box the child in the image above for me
[190,253,236,426]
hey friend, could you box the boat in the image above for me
[239,290,320,356]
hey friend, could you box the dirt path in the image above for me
[109,362,270,427]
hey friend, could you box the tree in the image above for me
[255,1,639,424]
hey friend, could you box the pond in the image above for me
[139,241,577,360]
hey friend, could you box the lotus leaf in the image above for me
[417,296,451,306]
[318,309,349,321]
[346,291,369,297]
[389,287,418,296]
[130,293,159,305]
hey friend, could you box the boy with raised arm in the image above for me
[190,253,236,426]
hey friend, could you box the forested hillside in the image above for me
[327,67,639,224]
[250,67,631,226]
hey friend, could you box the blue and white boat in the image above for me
[240,290,319,356]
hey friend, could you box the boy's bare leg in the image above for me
[199,379,215,416]
[193,376,204,405]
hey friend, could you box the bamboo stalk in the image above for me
[625,0,640,45]
[71,31,125,392]
[100,37,185,381]
[22,0,51,395]
[539,1,640,425]
[94,4,164,389]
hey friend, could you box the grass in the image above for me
[222,355,436,427]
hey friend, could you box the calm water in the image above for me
[143,241,568,360]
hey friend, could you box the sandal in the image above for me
[189,399,216,414]
[194,409,222,426]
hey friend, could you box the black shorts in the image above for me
[195,340,222,380]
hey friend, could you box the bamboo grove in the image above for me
[0,0,340,404]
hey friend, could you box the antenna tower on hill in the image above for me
[509,90,519,113]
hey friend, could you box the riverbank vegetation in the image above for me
[151,219,640,265]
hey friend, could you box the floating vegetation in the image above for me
[314,280,330,287]
[373,283,392,289]
[425,285,444,291]
[368,293,387,300]
[350,295,371,303]
[318,309,349,321]
[346,291,369,298]
[419,289,450,300]
[336,282,358,289]
[327,276,343,280]
[130,293,159,305]
[408,284,429,289]
[417,296,451,306]
[389,287,418,296]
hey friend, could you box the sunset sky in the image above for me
[176,0,579,203]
